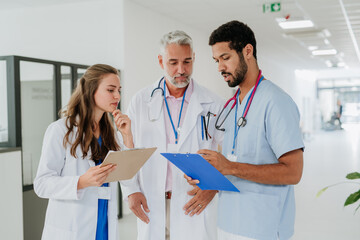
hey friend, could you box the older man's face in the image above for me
[159,43,194,88]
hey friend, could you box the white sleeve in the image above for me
[33,121,84,200]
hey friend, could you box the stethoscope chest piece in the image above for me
[237,117,246,127]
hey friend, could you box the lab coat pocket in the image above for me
[42,224,76,240]
[198,139,212,150]
[198,119,213,150]
[218,191,280,239]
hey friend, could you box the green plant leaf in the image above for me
[346,172,360,180]
[355,203,360,214]
[316,187,329,197]
[344,190,360,206]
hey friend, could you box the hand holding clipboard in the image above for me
[161,152,239,192]
[101,147,157,183]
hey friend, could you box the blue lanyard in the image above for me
[231,76,264,154]
[163,79,187,144]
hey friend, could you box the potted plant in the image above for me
[317,172,360,213]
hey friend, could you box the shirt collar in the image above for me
[164,78,193,103]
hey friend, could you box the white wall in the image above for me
[0,150,23,240]
[121,0,232,110]
[294,70,318,134]
[257,43,298,96]
[0,0,233,112]
[0,0,124,68]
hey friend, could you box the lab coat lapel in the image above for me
[147,81,164,122]
[72,124,96,167]
[87,148,95,167]
[147,93,163,122]
[146,80,167,145]
[177,82,210,149]
[87,158,95,167]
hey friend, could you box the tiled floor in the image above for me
[118,124,360,240]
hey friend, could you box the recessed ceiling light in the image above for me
[278,20,314,30]
[323,29,331,37]
[312,49,337,56]
[308,46,318,51]
[325,60,332,67]
[337,62,346,67]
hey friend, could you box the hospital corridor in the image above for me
[1,0,360,239]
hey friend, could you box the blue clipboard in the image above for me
[161,153,239,192]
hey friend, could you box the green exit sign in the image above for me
[263,2,281,13]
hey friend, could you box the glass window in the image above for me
[0,60,8,143]
[75,68,87,87]
[20,61,55,185]
[61,66,72,110]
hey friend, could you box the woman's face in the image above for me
[93,73,121,115]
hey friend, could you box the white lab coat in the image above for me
[34,118,120,240]
[121,79,224,240]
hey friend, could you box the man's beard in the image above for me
[223,53,248,88]
[165,72,191,88]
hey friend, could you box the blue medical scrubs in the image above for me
[95,136,109,240]
[218,80,304,240]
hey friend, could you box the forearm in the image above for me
[223,149,303,185]
[224,162,302,185]
[121,133,134,149]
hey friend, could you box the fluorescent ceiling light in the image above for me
[278,20,314,30]
[312,49,337,56]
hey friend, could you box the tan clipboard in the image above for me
[100,147,157,182]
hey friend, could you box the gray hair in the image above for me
[160,30,193,55]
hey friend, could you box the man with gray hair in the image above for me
[121,30,223,240]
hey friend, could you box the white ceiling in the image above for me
[1,0,359,70]
[0,0,93,9]
[130,0,360,70]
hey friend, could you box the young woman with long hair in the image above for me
[34,64,133,240]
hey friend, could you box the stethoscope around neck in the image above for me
[150,77,165,97]
[215,70,264,131]
[149,76,187,144]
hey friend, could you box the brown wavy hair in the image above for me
[61,64,120,162]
